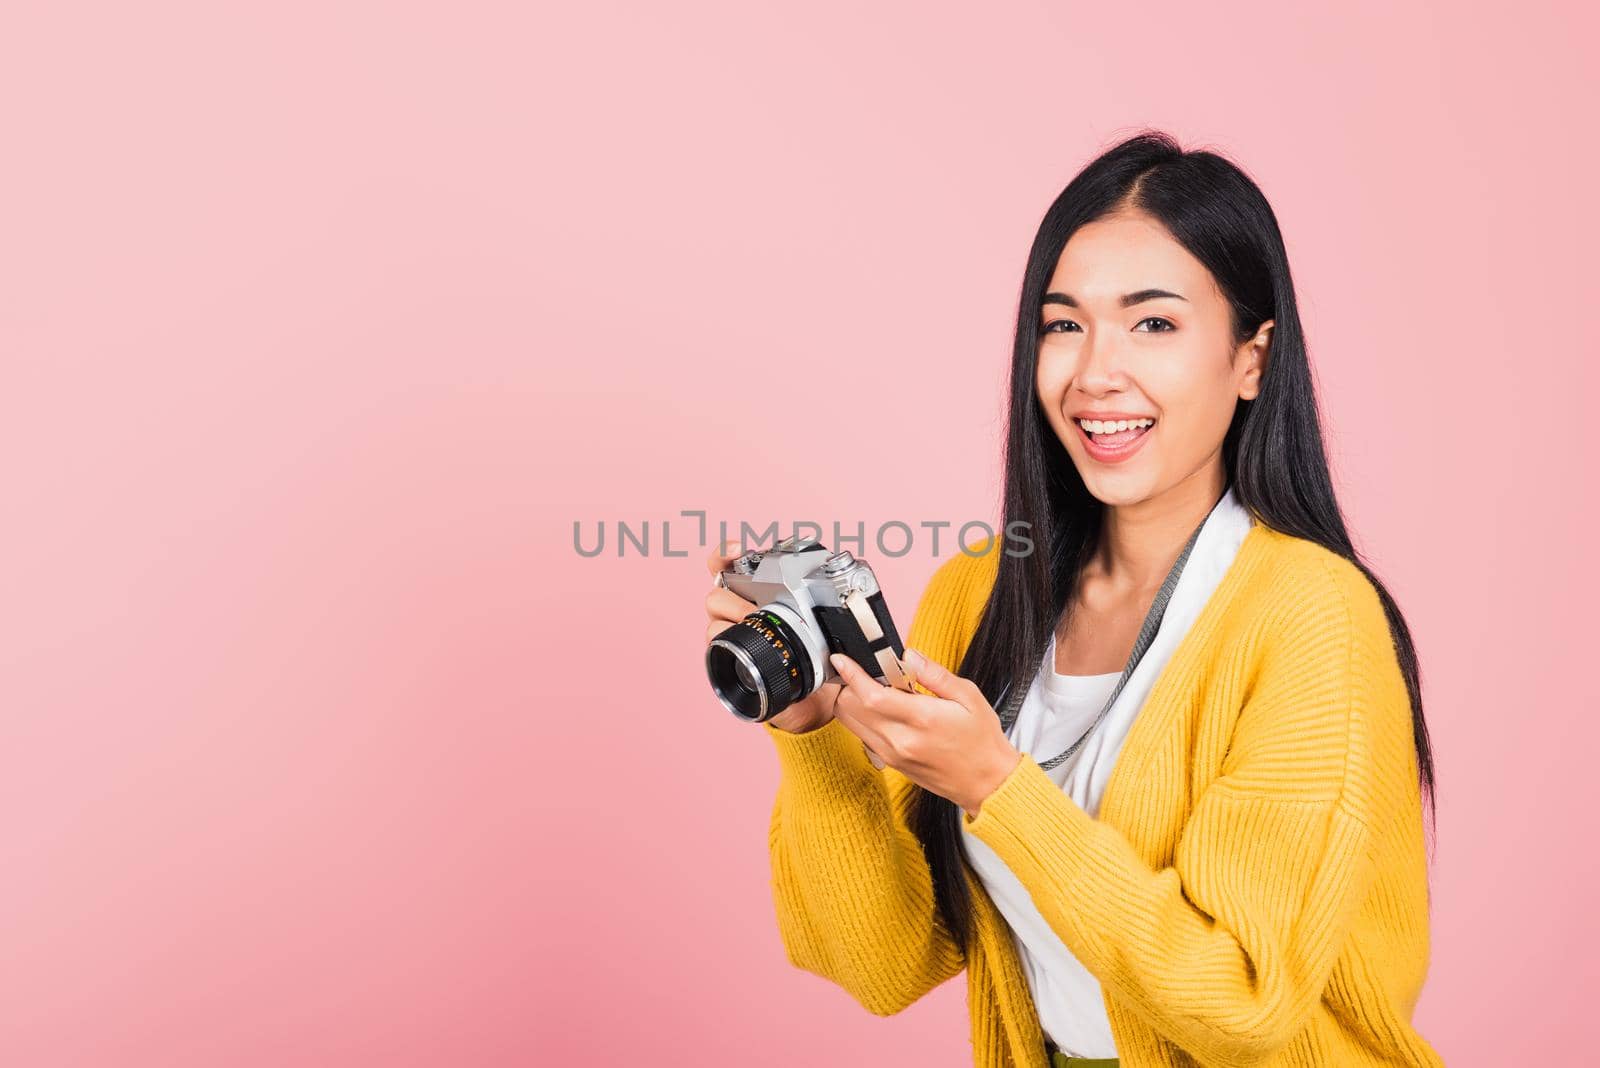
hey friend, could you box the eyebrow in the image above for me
[1042,288,1188,309]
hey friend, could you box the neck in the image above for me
[1094,466,1227,591]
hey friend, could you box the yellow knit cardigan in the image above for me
[763,522,1442,1067]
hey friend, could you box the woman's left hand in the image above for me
[829,648,1023,820]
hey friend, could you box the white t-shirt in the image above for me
[960,484,1255,1058]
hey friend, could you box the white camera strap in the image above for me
[842,587,916,770]
[842,587,912,690]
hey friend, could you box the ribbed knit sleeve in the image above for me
[963,556,1406,1066]
[763,552,986,1015]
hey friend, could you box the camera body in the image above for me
[706,535,906,723]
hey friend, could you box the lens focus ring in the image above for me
[706,610,816,721]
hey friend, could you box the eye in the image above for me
[1040,319,1082,334]
[1133,317,1175,333]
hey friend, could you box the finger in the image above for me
[829,651,876,701]
[704,586,757,622]
[902,648,983,708]
[705,539,741,575]
[829,652,917,724]
[830,680,892,762]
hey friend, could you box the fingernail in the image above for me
[829,653,847,673]
[904,648,927,671]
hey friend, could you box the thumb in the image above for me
[904,648,960,698]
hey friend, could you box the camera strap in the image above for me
[994,504,1211,773]
[843,587,917,771]
[843,587,913,692]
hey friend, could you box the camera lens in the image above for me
[733,657,759,692]
[706,608,817,722]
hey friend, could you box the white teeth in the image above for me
[1076,417,1154,434]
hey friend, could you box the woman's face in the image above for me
[1035,210,1273,509]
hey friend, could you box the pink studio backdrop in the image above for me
[3,2,1595,1066]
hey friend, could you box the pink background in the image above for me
[3,2,1595,1065]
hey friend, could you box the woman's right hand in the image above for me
[705,544,841,734]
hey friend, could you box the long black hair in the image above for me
[911,129,1438,949]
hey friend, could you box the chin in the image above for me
[1085,486,1154,509]
[1074,466,1160,508]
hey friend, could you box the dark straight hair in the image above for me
[910,130,1438,949]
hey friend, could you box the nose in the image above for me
[1075,327,1129,393]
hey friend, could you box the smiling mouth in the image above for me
[1075,417,1156,448]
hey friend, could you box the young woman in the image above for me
[703,131,1441,1067]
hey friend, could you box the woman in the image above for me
[703,131,1441,1067]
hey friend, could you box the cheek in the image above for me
[1152,365,1236,444]
[1035,352,1071,404]
[1034,357,1074,433]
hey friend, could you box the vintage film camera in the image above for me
[706,535,910,725]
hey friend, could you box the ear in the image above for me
[1237,319,1274,401]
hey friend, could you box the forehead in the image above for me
[1047,212,1214,300]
